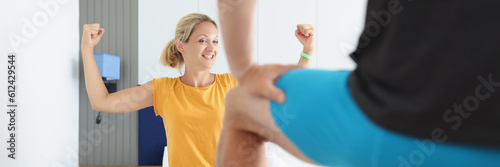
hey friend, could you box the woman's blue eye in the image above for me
[199,39,207,43]
[213,41,219,44]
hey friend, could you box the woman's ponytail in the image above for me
[160,38,184,71]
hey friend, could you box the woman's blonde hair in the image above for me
[160,13,218,71]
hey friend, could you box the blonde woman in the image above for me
[81,13,315,166]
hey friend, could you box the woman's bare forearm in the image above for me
[81,48,110,111]
[295,24,316,67]
[298,48,314,67]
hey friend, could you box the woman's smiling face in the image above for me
[179,21,219,71]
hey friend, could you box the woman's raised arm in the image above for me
[81,24,153,113]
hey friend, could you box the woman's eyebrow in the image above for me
[197,34,219,38]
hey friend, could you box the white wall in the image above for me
[0,0,80,166]
[139,0,367,166]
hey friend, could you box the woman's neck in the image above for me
[180,69,214,88]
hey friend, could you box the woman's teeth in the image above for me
[203,55,213,59]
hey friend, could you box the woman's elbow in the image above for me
[90,104,115,113]
[91,104,104,112]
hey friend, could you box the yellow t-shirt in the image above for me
[152,73,237,167]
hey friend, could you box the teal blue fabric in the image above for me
[270,69,500,167]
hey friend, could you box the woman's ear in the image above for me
[175,39,184,54]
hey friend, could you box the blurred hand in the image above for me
[239,64,300,104]
[81,24,105,51]
[295,24,315,55]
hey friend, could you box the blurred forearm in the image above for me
[218,0,258,81]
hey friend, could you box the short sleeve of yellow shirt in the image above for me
[152,73,237,167]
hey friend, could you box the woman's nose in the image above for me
[206,42,215,51]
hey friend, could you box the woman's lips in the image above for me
[202,55,214,60]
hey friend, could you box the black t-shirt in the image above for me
[349,0,500,147]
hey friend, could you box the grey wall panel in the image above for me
[79,0,139,165]
[130,1,139,165]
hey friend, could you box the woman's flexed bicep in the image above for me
[93,81,154,113]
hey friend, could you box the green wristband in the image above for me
[300,52,311,60]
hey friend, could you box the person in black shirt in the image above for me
[216,0,500,166]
